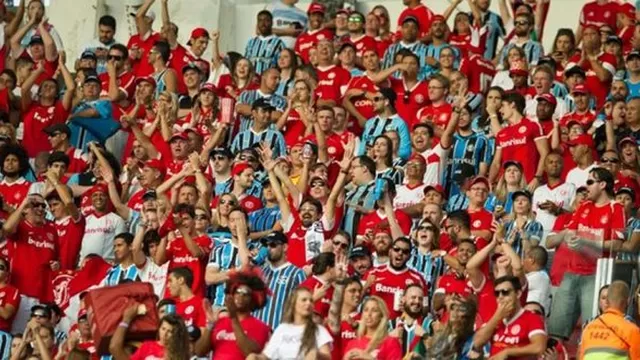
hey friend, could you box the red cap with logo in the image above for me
[170,132,189,142]
[408,153,426,165]
[618,136,636,148]
[135,76,157,88]
[189,28,210,42]
[567,134,594,147]
[144,159,166,177]
[572,84,589,95]
[308,2,326,15]
[536,93,557,106]
[424,184,444,195]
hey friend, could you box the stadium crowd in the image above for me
[0,0,639,359]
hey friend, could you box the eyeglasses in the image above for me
[220,199,236,206]
[195,215,208,220]
[494,288,514,297]
[418,225,435,232]
[393,247,411,255]
[586,179,601,186]
[31,202,47,209]
[514,21,529,26]
[601,158,620,164]
[333,241,349,249]
[107,54,123,61]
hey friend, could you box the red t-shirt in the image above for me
[579,0,619,31]
[54,216,86,271]
[0,284,20,332]
[415,102,452,135]
[175,295,207,328]
[0,178,31,210]
[566,53,616,108]
[389,78,429,126]
[565,200,626,275]
[64,147,90,174]
[127,32,163,77]
[468,208,494,234]
[365,265,428,319]
[396,4,434,39]
[345,35,378,58]
[448,25,487,58]
[284,215,332,268]
[357,209,412,237]
[559,110,597,129]
[299,276,334,317]
[343,336,403,360]
[315,65,351,104]
[490,309,546,359]
[99,71,137,101]
[549,213,572,286]
[459,54,496,94]
[495,118,545,182]
[127,188,148,212]
[168,43,190,94]
[131,341,164,360]
[9,220,58,300]
[22,101,69,158]
[210,316,271,360]
[294,29,334,64]
[343,75,381,135]
[436,272,473,297]
[165,235,213,296]
[282,109,307,147]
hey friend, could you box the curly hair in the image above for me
[0,144,30,177]
[159,315,190,360]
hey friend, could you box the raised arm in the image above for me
[443,0,464,22]
[5,0,26,38]
[38,19,58,62]
[188,152,212,208]
[161,0,170,29]
[47,169,81,221]
[132,224,148,267]
[2,195,30,236]
[135,0,155,37]
[20,61,44,110]
[10,16,36,59]
[58,54,76,111]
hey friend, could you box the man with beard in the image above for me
[344,12,377,59]
[235,69,286,132]
[389,285,428,356]
[245,11,285,75]
[348,246,372,278]
[294,3,334,64]
[80,183,126,262]
[77,15,117,75]
[534,93,557,139]
[1,193,58,333]
[0,145,32,216]
[393,154,426,218]
[254,231,306,330]
[498,12,543,68]
[382,17,428,76]
[359,88,411,160]
[365,237,427,319]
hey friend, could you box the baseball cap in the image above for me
[618,136,636,148]
[187,325,202,341]
[144,159,166,177]
[80,50,97,61]
[338,42,356,54]
[536,93,557,106]
[605,35,622,46]
[182,62,202,74]
[307,2,326,15]
[252,98,275,111]
[43,123,71,138]
[169,132,188,142]
[142,189,158,201]
[261,231,288,245]
[231,162,251,177]
[31,304,52,318]
[572,84,589,95]
[503,160,523,170]
[616,186,635,199]
[336,8,351,16]
[199,82,217,93]
[509,60,528,76]
[211,147,233,159]
[407,153,426,166]
[349,246,371,259]
[83,74,101,86]
[469,176,490,189]
[29,35,43,46]
[135,76,157,88]
[537,56,556,69]
[564,66,586,78]
[431,15,445,24]
[187,28,210,46]
[567,134,594,147]
[424,184,444,195]
[512,189,533,202]
[627,51,640,61]
[402,15,419,26]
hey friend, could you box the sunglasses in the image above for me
[266,241,282,248]
[418,225,435,232]
[220,199,236,206]
[494,289,514,297]
[107,54,123,61]
[333,241,349,249]
[585,179,601,186]
[393,247,411,255]
[601,158,620,164]
[31,202,47,209]
[310,182,326,188]
[373,96,383,102]
[348,17,363,23]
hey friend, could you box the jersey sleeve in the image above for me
[527,312,547,338]
[611,203,627,240]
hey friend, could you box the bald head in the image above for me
[607,280,630,309]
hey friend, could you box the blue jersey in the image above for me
[254,262,306,329]
[231,128,287,158]
[375,166,404,186]
[444,132,492,198]
[153,69,168,99]
[503,219,544,258]
[499,41,543,67]
[446,192,497,213]
[625,79,640,99]
[479,11,506,60]
[207,242,243,306]
[102,264,143,286]
[342,181,377,237]
[551,81,569,99]
[249,206,281,234]
[408,250,444,305]
[236,90,287,132]
[268,1,308,48]
[618,217,640,261]
[359,114,411,160]
[382,41,431,80]
[245,35,286,75]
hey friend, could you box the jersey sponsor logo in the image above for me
[173,255,199,264]
[500,137,527,147]
[415,94,425,104]
[354,99,372,107]
[493,333,524,345]
[27,236,55,250]
[374,283,403,294]
[298,42,314,51]
[511,324,521,335]
[215,330,237,341]
[604,11,610,18]
[318,80,335,86]
[185,305,194,315]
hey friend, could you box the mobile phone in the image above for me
[546,338,558,349]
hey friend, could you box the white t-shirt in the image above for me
[421,143,450,185]
[263,323,333,360]
[394,183,426,211]
[525,96,567,122]
[532,182,576,234]
[526,270,552,314]
[566,163,597,189]
[80,212,126,261]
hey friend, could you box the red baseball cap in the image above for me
[89,183,108,196]
[144,159,166,177]
[307,2,326,15]
[231,162,251,177]
[442,280,473,297]
[432,15,446,23]
[536,93,557,106]
[470,176,490,189]
[567,134,594,147]
[572,84,589,95]
[424,184,444,195]
[336,8,351,16]
[199,82,217,93]
[135,76,157,88]
[169,132,188,142]
[188,27,210,45]
[618,136,636,148]
[408,153,426,166]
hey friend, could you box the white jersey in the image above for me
[566,163,598,189]
[532,181,576,233]
[421,143,450,185]
[80,212,126,262]
[394,183,426,211]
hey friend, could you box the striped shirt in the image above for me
[381,41,431,80]
[249,206,282,234]
[267,1,308,48]
[408,250,444,304]
[359,114,411,160]
[618,217,640,262]
[387,318,430,355]
[444,132,492,198]
[245,35,286,75]
[231,127,287,158]
[254,262,306,329]
[375,166,404,186]
[499,40,543,67]
[479,10,506,60]
[100,259,167,298]
[503,219,544,258]
[207,241,242,306]
[342,181,377,237]
[0,332,10,360]
[446,192,497,213]
[236,90,287,132]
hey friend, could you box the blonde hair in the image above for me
[495,167,526,204]
[158,91,179,123]
[281,287,319,357]
[356,296,390,352]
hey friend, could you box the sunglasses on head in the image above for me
[393,246,411,255]
[108,54,123,61]
[494,288,514,297]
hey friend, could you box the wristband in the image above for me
[118,321,129,329]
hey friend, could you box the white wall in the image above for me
[46,0,589,66]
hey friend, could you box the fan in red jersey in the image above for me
[343,12,377,58]
[294,3,334,64]
[314,40,352,106]
[0,145,32,218]
[0,257,19,336]
[127,3,162,77]
[471,275,547,359]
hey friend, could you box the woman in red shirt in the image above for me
[343,296,402,360]
[110,305,190,360]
